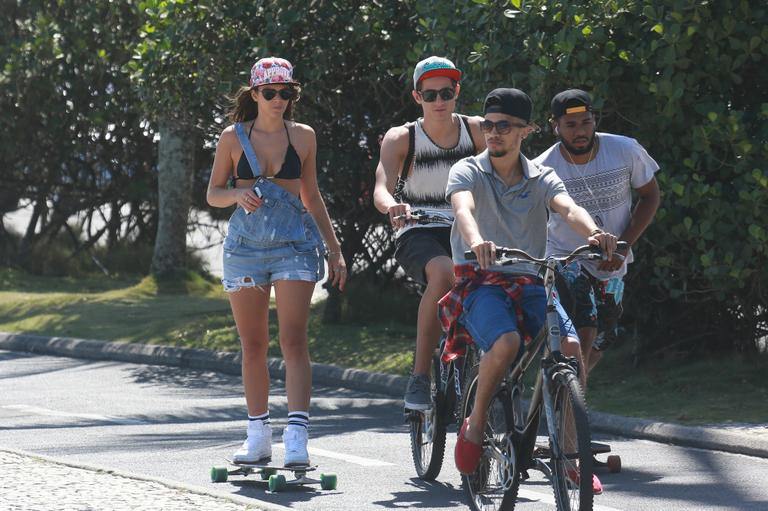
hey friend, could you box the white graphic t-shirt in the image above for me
[534,132,659,280]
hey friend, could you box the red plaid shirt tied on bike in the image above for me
[438,264,538,363]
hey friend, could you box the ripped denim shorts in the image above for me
[221,235,325,292]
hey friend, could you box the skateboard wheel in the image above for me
[607,455,622,473]
[210,466,228,483]
[268,474,287,492]
[260,468,276,481]
[320,473,337,491]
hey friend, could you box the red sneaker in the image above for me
[566,467,603,495]
[455,418,483,475]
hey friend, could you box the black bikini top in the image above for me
[234,121,301,180]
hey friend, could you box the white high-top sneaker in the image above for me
[233,421,272,464]
[282,425,310,467]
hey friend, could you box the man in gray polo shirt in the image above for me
[444,88,616,494]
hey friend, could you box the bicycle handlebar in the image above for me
[463,241,629,266]
[393,209,453,225]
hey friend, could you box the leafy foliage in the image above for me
[415,0,767,354]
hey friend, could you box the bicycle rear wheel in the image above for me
[409,353,447,480]
[460,364,520,511]
[550,371,593,511]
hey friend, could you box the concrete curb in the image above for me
[589,410,768,459]
[0,447,289,511]
[0,332,408,398]
[2,331,766,459]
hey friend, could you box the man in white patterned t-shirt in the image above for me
[534,89,661,378]
[373,56,485,410]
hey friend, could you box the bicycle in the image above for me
[406,335,479,480]
[394,208,470,481]
[459,242,627,511]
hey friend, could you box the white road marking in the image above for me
[518,488,625,510]
[2,404,147,425]
[273,443,395,467]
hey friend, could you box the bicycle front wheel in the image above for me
[409,353,447,480]
[460,364,520,511]
[550,371,593,511]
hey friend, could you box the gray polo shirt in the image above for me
[446,150,568,276]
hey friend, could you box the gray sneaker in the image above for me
[404,374,432,411]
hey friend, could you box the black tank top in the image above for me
[234,121,301,180]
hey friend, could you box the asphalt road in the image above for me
[1,350,766,510]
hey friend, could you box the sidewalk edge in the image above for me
[0,447,291,511]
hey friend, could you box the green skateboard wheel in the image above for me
[259,467,276,480]
[210,466,228,483]
[268,474,287,492]
[320,473,337,490]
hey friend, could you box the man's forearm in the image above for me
[456,209,483,247]
[620,195,659,246]
[565,205,600,238]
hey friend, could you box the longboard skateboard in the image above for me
[533,441,621,474]
[210,459,338,492]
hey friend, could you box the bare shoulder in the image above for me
[287,121,316,139]
[218,124,238,148]
[464,115,485,127]
[380,124,411,156]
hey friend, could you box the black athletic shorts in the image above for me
[394,227,452,285]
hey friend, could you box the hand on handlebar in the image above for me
[597,242,629,272]
[470,240,496,270]
[587,231,618,263]
[388,203,411,229]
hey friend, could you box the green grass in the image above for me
[1,268,766,424]
[588,342,768,424]
[0,268,417,374]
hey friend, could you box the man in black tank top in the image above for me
[373,56,485,410]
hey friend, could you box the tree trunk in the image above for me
[150,122,196,276]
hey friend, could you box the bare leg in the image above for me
[588,348,603,372]
[576,326,597,386]
[412,255,455,375]
[273,280,315,412]
[561,335,587,389]
[464,332,521,444]
[228,285,272,415]
[560,335,585,452]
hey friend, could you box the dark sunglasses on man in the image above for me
[418,87,456,103]
[259,87,298,101]
[479,119,529,135]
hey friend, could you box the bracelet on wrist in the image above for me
[590,228,604,236]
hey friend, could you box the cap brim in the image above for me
[418,68,462,84]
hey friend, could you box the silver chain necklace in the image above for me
[562,134,605,228]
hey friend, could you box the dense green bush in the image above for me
[414,0,767,354]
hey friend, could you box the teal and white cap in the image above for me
[413,56,462,89]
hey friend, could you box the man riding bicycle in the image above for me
[534,89,660,378]
[373,56,484,410]
[441,88,617,494]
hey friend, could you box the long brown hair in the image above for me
[226,85,300,123]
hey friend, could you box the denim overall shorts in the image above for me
[221,122,326,292]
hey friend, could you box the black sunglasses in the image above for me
[419,87,456,103]
[479,119,529,135]
[260,88,297,101]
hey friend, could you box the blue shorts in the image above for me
[221,235,325,292]
[459,284,577,353]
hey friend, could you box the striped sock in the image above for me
[287,411,309,430]
[248,412,270,425]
